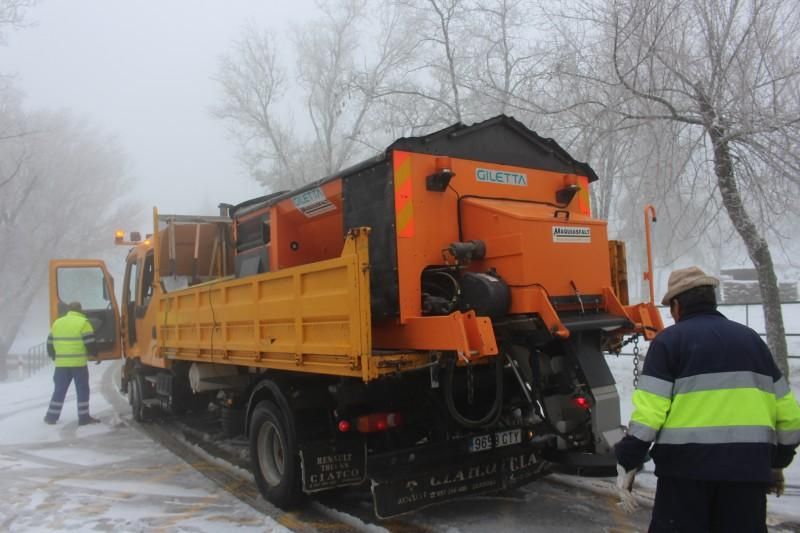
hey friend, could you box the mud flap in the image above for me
[371,445,546,518]
[299,441,367,493]
[568,330,624,453]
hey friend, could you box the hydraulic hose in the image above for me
[443,352,504,429]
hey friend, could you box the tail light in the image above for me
[355,412,404,433]
[572,395,591,410]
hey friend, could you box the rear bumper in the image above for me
[368,433,550,518]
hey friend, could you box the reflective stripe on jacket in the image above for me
[47,311,96,368]
[617,310,800,482]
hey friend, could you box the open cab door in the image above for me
[49,259,122,360]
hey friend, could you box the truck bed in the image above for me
[156,228,429,381]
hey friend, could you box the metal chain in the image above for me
[632,335,640,389]
[609,334,637,357]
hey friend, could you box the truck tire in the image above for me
[129,375,151,422]
[249,400,302,508]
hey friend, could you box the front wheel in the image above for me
[129,374,152,422]
[249,400,302,508]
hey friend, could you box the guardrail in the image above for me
[615,301,800,359]
[26,342,52,375]
[0,346,51,382]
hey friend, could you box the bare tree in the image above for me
[0,0,32,45]
[462,0,549,117]
[544,0,800,376]
[389,0,470,124]
[216,0,421,189]
[295,0,367,175]
[0,106,137,359]
[213,26,305,189]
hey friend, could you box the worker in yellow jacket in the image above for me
[43,302,100,425]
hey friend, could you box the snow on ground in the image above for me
[0,363,289,533]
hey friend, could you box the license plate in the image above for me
[468,429,522,453]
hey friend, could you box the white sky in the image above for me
[0,0,314,221]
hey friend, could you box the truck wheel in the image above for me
[249,400,302,508]
[129,375,151,422]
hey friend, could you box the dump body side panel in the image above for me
[155,229,375,379]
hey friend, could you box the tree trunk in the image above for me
[708,127,790,379]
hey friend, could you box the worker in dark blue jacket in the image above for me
[615,266,800,532]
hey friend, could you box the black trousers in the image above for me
[650,476,767,533]
[44,366,91,423]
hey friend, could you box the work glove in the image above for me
[615,464,639,513]
[768,469,785,497]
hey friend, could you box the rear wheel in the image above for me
[249,400,302,508]
[129,374,152,422]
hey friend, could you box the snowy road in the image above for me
[1,359,798,532]
[0,363,287,532]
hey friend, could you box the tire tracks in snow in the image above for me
[98,361,428,533]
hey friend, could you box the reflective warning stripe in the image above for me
[627,420,658,442]
[656,425,775,445]
[774,377,790,398]
[576,176,591,216]
[637,375,673,398]
[778,429,800,445]
[673,371,774,396]
[394,151,414,238]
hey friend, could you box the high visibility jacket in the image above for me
[46,311,97,368]
[615,309,800,482]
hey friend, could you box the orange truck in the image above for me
[49,115,662,517]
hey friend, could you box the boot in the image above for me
[78,416,101,426]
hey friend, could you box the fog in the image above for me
[0,0,315,350]
[0,0,314,219]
